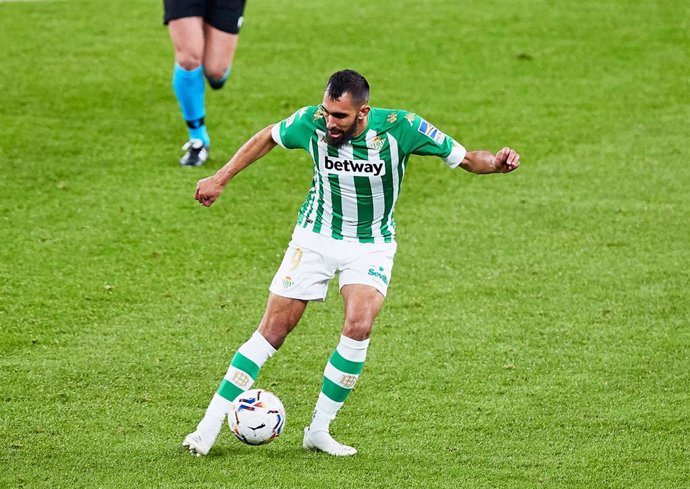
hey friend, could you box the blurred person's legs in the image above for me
[164,0,245,165]
[168,16,210,164]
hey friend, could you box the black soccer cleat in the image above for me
[179,139,209,167]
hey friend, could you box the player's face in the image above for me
[321,92,369,147]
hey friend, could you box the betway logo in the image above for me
[322,156,386,177]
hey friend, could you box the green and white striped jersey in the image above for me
[271,105,466,243]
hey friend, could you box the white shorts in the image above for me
[269,227,397,301]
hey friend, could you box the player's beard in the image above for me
[326,120,358,147]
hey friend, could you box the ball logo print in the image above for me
[229,389,286,446]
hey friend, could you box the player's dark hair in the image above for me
[325,70,370,105]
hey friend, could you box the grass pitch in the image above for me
[1,0,688,487]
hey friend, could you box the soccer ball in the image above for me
[229,389,286,445]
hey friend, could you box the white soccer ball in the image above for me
[229,389,286,445]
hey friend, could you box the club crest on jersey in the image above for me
[366,136,385,151]
[418,119,446,145]
[321,155,386,177]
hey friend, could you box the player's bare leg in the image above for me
[183,294,307,456]
[168,17,211,165]
[169,17,205,70]
[202,23,239,89]
[304,285,384,456]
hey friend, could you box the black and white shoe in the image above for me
[179,139,209,167]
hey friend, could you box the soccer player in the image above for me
[163,0,247,166]
[183,69,520,456]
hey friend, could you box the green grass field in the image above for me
[1,0,688,487]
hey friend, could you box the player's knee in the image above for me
[176,53,203,71]
[342,319,373,341]
[258,319,297,350]
[204,66,231,90]
[257,325,287,350]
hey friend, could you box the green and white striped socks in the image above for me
[196,331,276,434]
[196,332,368,437]
[310,335,370,433]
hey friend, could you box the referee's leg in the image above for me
[202,24,239,89]
[168,17,210,153]
[168,17,205,71]
[201,0,245,88]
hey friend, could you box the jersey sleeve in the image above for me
[398,113,466,169]
[271,106,316,151]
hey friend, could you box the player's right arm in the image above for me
[195,124,277,207]
[195,106,315,207]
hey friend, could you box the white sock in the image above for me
[196,393,231,434]
[310,335,370,433]
[238,330,278,366]
[197,331,277,434]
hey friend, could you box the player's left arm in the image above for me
[460,147,520,174]
[399,114,520,174]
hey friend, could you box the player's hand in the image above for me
[494,147,520,173]
[195,176,224,207]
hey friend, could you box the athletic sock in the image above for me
[196,331,276,433]
[206,65,232,90]
[172,63,210,147]
[310,335,369,433]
